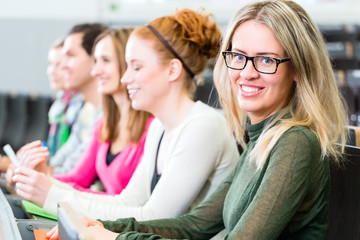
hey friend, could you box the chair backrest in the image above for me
[0,92,8,154]
[347,126,360,147]
[193,68,221,109]
[339,86,356,123]
[23,95,52,144]
[327,145,360,240]
[0,94,28,151]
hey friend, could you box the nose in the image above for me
[239,59,259,80]
[61,57,69,71]
[91,63,102,78]
[120,69,132,85]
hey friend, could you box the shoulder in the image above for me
[281,126,319,146]
[185,101,228,129]
[145,118,165,143]
[173,102,235,147]
[94,116,104,131]
[273,125,321,160]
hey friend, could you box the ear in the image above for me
[168,59,183,82]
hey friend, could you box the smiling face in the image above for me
[61,33,94,92]
[229,20,295,124]
[121,35,170,114]
[47,47,64,90]
[91,36,121,95]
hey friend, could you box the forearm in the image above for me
[100,176,232,240]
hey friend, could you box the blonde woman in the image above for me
[46,1,348,239]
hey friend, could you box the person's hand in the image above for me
[17,140,50,172]
[79,215,105,228]
[5,163,17,186]
[12,167,52,206]
[88,225,119,239]
[45,225,58,240]
[0,155,11,173]
[45,216,106,240]
[17,140,42,160]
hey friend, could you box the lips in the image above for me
[241,85,261,93]
[98,79,107,86]
[127,88,140,99]
[239,84,264,97]
[63,72,71,81]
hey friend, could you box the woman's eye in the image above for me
[261,57,275,65]
[234,54,245,62]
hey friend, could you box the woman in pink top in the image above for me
[53,27,153,195]
[11,28,153,202]
[53,115,152,195]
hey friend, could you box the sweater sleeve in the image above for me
[43,109,238,221]
[53,118,102,189]
[101,168,236,240]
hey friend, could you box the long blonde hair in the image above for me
[214,0,348,169]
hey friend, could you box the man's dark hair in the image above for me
[67,23,108,55]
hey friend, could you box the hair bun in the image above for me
[174,9,221,59]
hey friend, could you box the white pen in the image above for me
[3,144,19,167]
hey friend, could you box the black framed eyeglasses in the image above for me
[222,51,291,74]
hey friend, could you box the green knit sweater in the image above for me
[101,114,330,240]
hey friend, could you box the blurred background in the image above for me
[0,0,359,95]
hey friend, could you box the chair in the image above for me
[347,126,360,147]
[327,145,360,240]
[339,85,356,123]
[0,92,8,154]
[193,68,221,109]
[23,95,52,144]
[16,219,57,240]
[0,94,28,152]
[319,24,357,42]
[326,42,353,60]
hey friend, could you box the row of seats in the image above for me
[320,24,360,70]
[323,26,360,237]
[319,25,360,127]
[0,92,52,154]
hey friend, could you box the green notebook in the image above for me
[21,200,58,221]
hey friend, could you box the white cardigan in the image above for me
[43,101,239,221]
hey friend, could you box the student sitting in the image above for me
[47,1,348,239]
[13,9,239,223]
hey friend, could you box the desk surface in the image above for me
[0,190,22,240]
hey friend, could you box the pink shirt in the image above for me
[54,116,154,195]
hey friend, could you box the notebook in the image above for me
[21,200,58,221]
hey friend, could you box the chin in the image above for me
[131,101,145,111]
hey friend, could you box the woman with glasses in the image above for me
[46,1,348,239]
